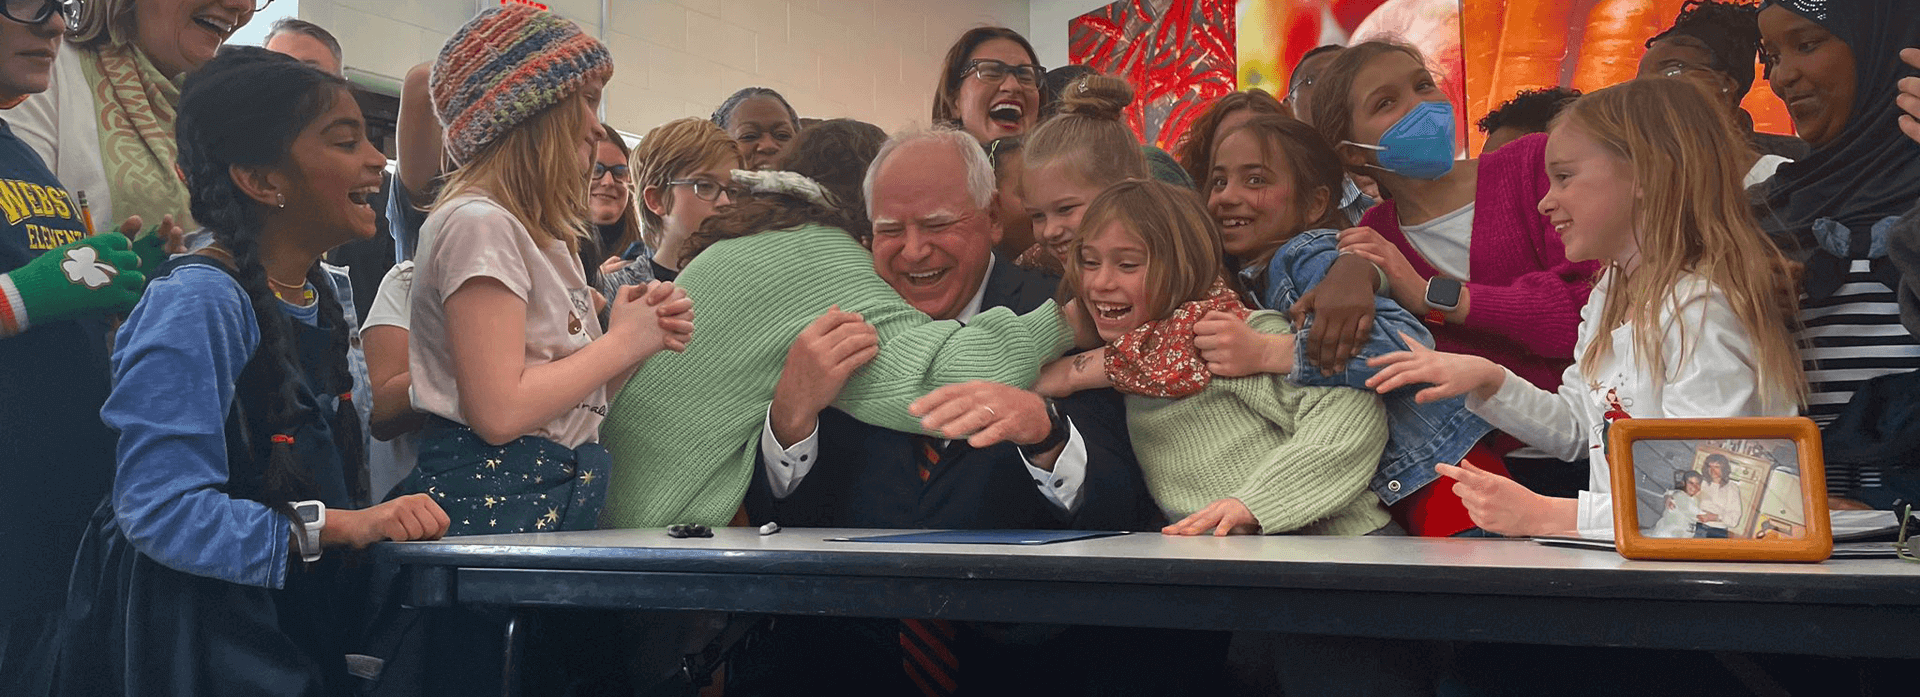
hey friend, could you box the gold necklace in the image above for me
[267,275,316,305]
[201,246,315,305]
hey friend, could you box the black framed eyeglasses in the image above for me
[966,59,1042,87]
[592,163,630,182]
[1,0,79,25]
[667,178,744,202]
[1897,504,1919,563]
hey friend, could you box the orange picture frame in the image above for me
[1606,417,1831,562]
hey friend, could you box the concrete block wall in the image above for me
[300,0,1032,137]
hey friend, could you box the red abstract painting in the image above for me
[1069,0,1237,152]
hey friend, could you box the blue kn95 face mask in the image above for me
[1341,100,1457,180]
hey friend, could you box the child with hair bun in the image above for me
[1017,74,1149,273]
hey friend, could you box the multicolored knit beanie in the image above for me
[431,4,613,164]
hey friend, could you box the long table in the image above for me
[377,528,1920,662]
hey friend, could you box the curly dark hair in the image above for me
[1648,1,1762,100]
[679,119,887,267]
[176,46,367,515]
[1476,86,1583,136]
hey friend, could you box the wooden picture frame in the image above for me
[1606,417,1831,562]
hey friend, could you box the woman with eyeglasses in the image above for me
[933,26,1044,143]
[599,118,743,293]
[1636,0,1807,188]
[583,123,642,282]
[5,0,267,232]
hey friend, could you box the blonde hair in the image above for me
[631,118,740,248]
[1556,78,1806,409]
[1024,74,1147,189]
[70,0,135,48]
[435,92,593,254]
[1065,179,1226,322]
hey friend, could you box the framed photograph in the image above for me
[1606,417,1831,562]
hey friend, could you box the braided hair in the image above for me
[1648,1,1763,100]
[711,87,800,129]
[175,47,368,514]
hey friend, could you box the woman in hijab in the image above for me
[1758,0,1920,508]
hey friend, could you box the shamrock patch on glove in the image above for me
[61,244,122,289]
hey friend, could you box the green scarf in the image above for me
[78,42,192,230]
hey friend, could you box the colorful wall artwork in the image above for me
[1462,0,1792,155]
[1066,0,1795,159]
[1069,0,1239,151]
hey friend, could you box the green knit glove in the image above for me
[0,232,146,338]
[130,227,172,277]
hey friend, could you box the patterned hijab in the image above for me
[78,40,192,230]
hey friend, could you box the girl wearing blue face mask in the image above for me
[1305,40,1602,490]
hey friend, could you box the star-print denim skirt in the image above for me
[391,417,610,536]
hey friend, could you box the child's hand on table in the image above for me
[1162,498,1261,537]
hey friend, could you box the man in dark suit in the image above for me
[729,130,1218,697]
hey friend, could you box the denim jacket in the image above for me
[1243,229,1492,505]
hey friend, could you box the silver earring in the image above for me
[275,193,286,209]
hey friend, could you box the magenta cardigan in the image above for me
[1357,133,1601,391]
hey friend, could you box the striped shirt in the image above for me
[1798,257,1920,493]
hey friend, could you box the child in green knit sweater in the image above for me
[1028,179,1392,536]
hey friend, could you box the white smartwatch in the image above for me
[292,500,325,563]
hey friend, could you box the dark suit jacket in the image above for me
[743,259,1161,532]
[728,261,1212,697]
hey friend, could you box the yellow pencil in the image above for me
[77,190,94,234]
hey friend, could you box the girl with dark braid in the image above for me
[54,48,448,697]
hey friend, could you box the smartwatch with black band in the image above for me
[1018,397,1070,458]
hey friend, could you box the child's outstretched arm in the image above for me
[1364,332,1507,404]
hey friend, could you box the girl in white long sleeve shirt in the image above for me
[1364,78,1806,538]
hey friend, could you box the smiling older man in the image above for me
[730,128,1175,697]
[750,127,1154,533]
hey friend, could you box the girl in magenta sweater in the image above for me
[1305,40,1601,482]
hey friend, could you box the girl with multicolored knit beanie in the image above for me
[1016,179,1392,537]
[391,4,693,537]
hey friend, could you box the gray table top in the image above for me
[378,528,1920,606]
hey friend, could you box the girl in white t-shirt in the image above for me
[394,6,693,535]
[1366,78,1806,538]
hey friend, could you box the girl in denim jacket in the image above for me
[1191,114,1501,536]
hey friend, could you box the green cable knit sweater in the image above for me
[1126,312,1391,536]
[599,224,1075,528]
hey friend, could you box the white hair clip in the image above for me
[731,169,838,210]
